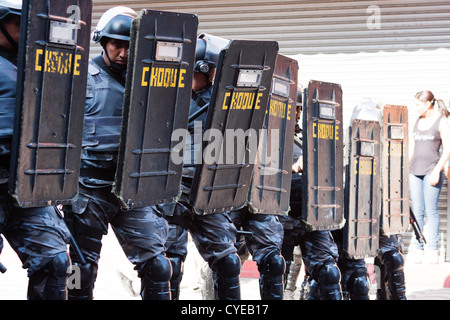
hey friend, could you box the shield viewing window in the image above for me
[388,125,404,140]
[319,103,335,120]
[271,77,290,98]
[49,21,78,45]
[236,69,263,88]
[155,41,183,62]
[358,141,375,157]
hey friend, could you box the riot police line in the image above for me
[0,0,413,300]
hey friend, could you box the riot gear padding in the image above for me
[28,252,71,300]
[378,250,406,300]
[68,262,98,300]
[258,251,285,300]
[139,254,172,300]
[168,255,184,300]
[316,262,342,300]
[212,253,241,300]
[92,6,136,43]
[348,273,370,300]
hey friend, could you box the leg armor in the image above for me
[28,252,71,300]
[167,255,184,300]
[376,250,406,300]
[316,262,342,300]
[284,247,302,300]
[68,262,98,300]
[258,250,286,300]
[348,271,370,300]
[139,254,172,300]
[339,258,370,300]
[212,253,241,300]
[300,276,321,300]
[200,261,215,300]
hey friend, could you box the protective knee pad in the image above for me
[258,251,286,300]
[349,273,370,300]
[383,250,404,272]
[213,253,241,300]
[168,255,184,300]
[215,253,241,279]
[28,252,71,300]
[140,254,172,300]
[68,261,98,300]
[382,250,406,300]
[259,251,286,277]
[316,262,342,300]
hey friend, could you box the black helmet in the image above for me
[194,33,230,75]
[92,6,136,44]
[0,0,21,21]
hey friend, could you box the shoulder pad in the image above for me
[88,63,100,76]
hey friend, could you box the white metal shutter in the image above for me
[91,0,450,258]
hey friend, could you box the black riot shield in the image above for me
[302,80,344,231]
[380,105,409,235]
[343,119,381,259]
[10,0,92,207]
[190,40,279,215]
[114,10,198,210]
[247,54,298,215]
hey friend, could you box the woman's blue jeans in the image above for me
[409,173,444,251]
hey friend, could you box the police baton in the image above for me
[237,230,253,238]
[189,103,209,123]
[0,262,6,274]
[409,203,426,244]
[53,206,87,266]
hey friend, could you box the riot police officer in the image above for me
[331,230,371,300]
[160,34,241,300]
[228,208,286,300]
[0,0,72,300]
[334,99,406,300]
[63,6,171,300]
[280,88,343,300]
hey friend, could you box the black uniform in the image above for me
[161,85,240,300]
[0,47,71,300]
[280,131,342,300]
[63,56,170,300]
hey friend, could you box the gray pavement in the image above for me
[0,230,449,300]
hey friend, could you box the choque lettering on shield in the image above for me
[35,48,81,75]
[141,66,186,88]
[355,159,376,176]
[268,98,292,120]
[313,122,339,141]
[222,91,263,110]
